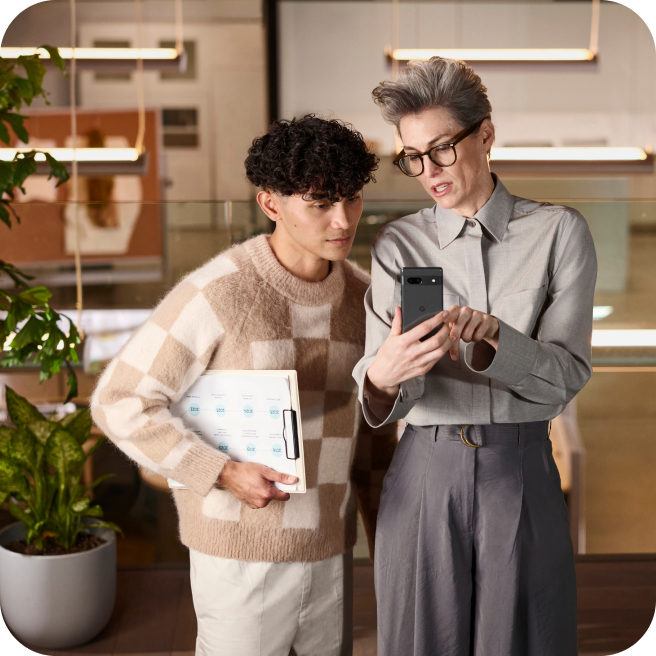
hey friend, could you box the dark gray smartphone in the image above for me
[401,267,444,341]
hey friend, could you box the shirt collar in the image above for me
[433,174,514,249]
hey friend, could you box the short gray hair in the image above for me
[372,57,492,131]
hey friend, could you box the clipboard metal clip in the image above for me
[282,409,300,460]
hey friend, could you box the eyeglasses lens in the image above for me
[399,144,456,177]
[430,144,457,167]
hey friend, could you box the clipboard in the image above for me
[167,370,306,493]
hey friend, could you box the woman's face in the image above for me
[398,106,495,218]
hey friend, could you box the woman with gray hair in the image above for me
[352,57,596,656]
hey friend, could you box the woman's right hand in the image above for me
[365,306,458,405]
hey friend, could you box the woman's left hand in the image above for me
[447,306,500,361]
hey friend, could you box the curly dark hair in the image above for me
[245,115,378,203]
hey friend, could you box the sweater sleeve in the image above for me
[91,255,239,497]
[351,403,398,560]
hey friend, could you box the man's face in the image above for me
[263,191,364,262]
[399,106,494,217]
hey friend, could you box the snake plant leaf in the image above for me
[84,521,124,538]
[45,427,85,477]
[71,497,91,513]
[0,425,17,456]
[27,519,47,542]
[59,408,92,445]
[8,500,32,525]
[0,459,28,497]
[5,386,44,427]
[7,426,38,472]
[27,419,57,445]
[45,472,58,506]
[81,505,104,518]
[88,472,114,489]
[84,434,106,461]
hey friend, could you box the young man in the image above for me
[91,115,396,656]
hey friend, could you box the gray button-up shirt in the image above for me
[352,175,597,427]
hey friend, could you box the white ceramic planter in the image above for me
[0,521,116,649]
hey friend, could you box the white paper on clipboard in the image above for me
[167,370,306,493]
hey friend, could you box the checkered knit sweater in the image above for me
[91,234,396,562]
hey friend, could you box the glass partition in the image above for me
[1,199,655,562]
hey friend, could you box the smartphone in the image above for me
[401,267,444,342]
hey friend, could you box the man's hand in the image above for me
[365,305,458,405]
[218,460,298,509]
[446,306,499,361]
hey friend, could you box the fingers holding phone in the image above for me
[366,307,454,405]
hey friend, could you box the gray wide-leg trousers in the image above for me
[375,421,577,656]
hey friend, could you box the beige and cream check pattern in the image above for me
[92,235,396,563]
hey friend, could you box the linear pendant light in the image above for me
[592,330,656,348]
[0,147,149,175]
[491,147,648,162]
[0,46,184,72]
[0,148,139,162]
[388,0,601,66]
[388,48,596,64]
[488,147,653,174]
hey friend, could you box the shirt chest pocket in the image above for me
[496,285,548,336]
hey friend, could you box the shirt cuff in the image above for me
[464,319,538,386]
[361,376,424,428]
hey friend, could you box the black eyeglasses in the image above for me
[393,118,486,177]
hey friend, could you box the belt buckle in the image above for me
[460,424,481,448]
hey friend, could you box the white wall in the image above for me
[280,1,656,157]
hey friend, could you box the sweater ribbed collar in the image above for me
[244,234,345,307]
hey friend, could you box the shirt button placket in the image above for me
[464,220,491,424]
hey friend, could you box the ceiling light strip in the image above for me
[0,47,179,60]
[490,147,648,162]
[0,148,140,162]
[390,48,596,63]
[592,330,656,348]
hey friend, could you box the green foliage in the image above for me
[0,48,70,226]
[0,48,79,402]
[0,386,123,551]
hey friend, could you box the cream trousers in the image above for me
[189,549,353,656]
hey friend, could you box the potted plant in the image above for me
[0,51,122,649]
[0,387,122,648]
